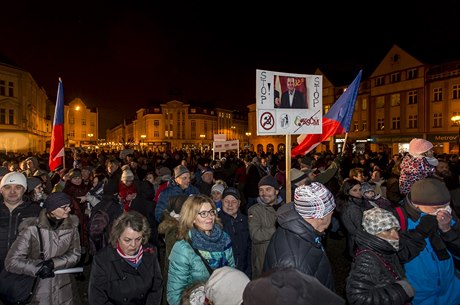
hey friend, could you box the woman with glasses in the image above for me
[4,192,81,304]
[167,194,235,305]
[88,210,163,305]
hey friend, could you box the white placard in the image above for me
[256,69,323,135]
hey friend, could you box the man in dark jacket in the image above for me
[263,182,337,291]
[0,172,41,272]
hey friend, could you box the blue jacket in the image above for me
[155,179,199,223]
[404,214,460,305]
[167,233,235,305]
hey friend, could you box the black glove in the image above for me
[35,259,55,279]
[415,214,438,238]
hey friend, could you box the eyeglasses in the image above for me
[197,209,217,218]
[59,205,71,210]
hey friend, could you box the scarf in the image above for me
[190,225,231,252]
[116,244,144,269]
[118,181,136,212]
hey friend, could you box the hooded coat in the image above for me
[5,209,81,305]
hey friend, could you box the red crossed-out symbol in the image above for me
[260,112,274,130]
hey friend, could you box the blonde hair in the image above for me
[177,194,220,241]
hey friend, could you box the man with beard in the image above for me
[0,172,40,272]
[248,175,283,279]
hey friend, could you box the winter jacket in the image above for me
[399,203,460,305]
[5,209,81,305]
[167,229,235,305]
[219,209,252,278]
[155,179,199,223]
[399,154,435,195]
[0,199,41,271]
[263,202,336,291]
[248,197,282,279]
[88,244,163,305]
[346,230,413,305]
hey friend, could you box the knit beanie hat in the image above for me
[258,175,279,189]
[201,166,214,176]
[0,166,9,177]
[44,192,71,212]
[243,268,345,305]
[361,182,375,195]
[362,207,400,235]
[410,178,451,206]
[409,138,433,156]
[0,172,27,190]
[211,183,225,195]
[205,266,250,305]
[121,169,134,182]
[158,166,171,180]
[294,182,336,219]
[174,165,190,178]
[222,187,240,200]
[27,177,42,193]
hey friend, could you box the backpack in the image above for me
[88,199,119,255]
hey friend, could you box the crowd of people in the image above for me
[0,137,460,305]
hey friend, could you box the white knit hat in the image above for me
[294,182,336,219]
[0,172,27,190]
[121,169,134,182]
[205,266,250,305]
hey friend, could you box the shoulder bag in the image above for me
[0,225,44,305]
[187,239,214,275]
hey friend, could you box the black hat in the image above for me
[258,175,279,189]
[27,177,42,193]
[44,192,71,212]
[222,187,240,200]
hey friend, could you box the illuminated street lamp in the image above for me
[451,115,460,145]
[245,132,251,150]
[87,133,94,145]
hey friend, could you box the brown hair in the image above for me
[109,211,151,247]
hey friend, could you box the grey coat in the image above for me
[5,209,81,305]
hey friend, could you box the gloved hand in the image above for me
[415,214,438,238]
[35,259,55,279]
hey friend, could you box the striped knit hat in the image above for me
[294,182,335,219]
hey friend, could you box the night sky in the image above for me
[1,1,460,135]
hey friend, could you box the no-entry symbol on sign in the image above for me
[260,112,274,131]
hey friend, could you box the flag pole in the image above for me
[286,134,292,203]
[342,132,349,156]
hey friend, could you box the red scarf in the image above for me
[116,244,144,267]
[118,181,136,212]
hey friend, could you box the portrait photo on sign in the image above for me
[274,75,307,109]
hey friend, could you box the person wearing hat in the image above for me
[263,182,336,291]
[395,178,460,305]
[205,266,250,305]
[0,172,41,273]
[118,166,137,212]
[26,176,47,206]
[248,175,283,279]
[63,168,91,272]
[243,267,345,305]
[399,138,437,195]
[155,164,199,223]
[219,187,252,278]
[194,166,214,197]
[4,192,81,304]
[346,207,414,305]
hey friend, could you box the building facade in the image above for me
[65,98,98,148]
[105,100,248,152]
[0,62,52,154]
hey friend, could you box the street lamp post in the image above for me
[451,116,460,150]
[245,132,251,151]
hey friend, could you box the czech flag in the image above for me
[291,70,362,156]
[49,78,65,171]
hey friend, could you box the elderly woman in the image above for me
[346,207,414,305]
[167,194,235,305]
[88,210,163,305]
[4,192,81,304]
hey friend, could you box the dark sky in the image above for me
[1,2,460,135]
